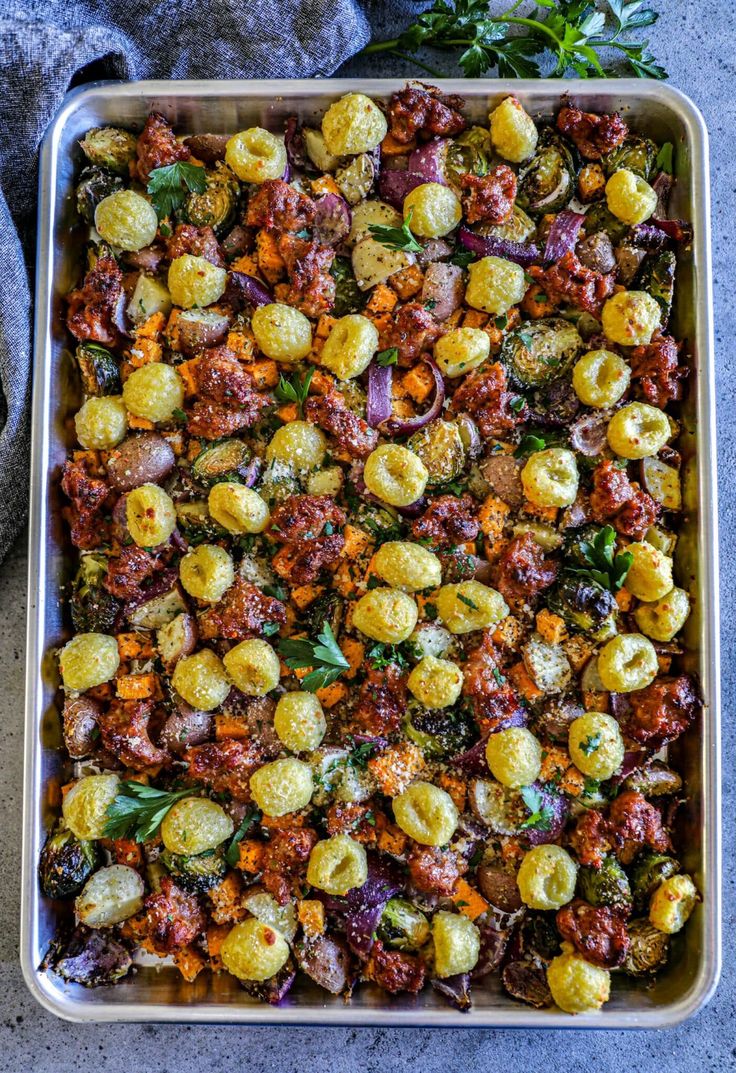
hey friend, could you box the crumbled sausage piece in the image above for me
[66,256,124,346]
[272,533,346,585]
[262,827,318,875]
[460,165,517,225]
[451,362,527,439]
[607,790,672,865]
[626,675,699,747]
[365,940,426,994]
[165,223,225,268]
[556,899,630,968]
[277,234,335,317]
[525,250,615,316]
[186,395,268,440]
[569,809,612,868]
[61,458,111,550]
[325,802,378,844]
[198,577,286,640]
[407,844,465,897]
[388,84,466,144]
[185,738,265,800]
[97,699,170,770]
[590,460,660,539]
[411,494,479,549]
[556,107,628,160]
[305,391,379,459]
[462,633,526,731]
[246,179,316,232]
[195,346,256,405]
[492,533,559,611]
[135,112,190,184]
[379,302,443,367]
[630,334,689,409]
[137,877,206,953]
[270,495,346,543]
[353,665,406,736]
[103,546,160,601]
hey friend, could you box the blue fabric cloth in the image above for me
[0,0,374,561]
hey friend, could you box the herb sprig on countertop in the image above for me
[360,0,666,80]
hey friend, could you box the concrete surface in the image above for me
[1,2,735,1070]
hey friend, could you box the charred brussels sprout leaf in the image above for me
[547,574,617,635]
[75,342,121,397]
[159,847,228,893]
[500,318,582,389]
[629,853,681,911]
[582,202,629,244]
[447,126,493,184]
[330,257,368,317]
[79,127,138,175]
[378,898,431,952]
[603,136,657,180]
[577,856,632,912]
[39,824,101,900]
[175,500,228,544]
[637,249,676,325]
[517,130,576,216]
[408,420,466,487]
[623,918,669,976]
[185,163,239,234]
[70,554,120,634]
[478,205,536,245]
[192,439,252,486]
[308,591,345,642]
[622,760,683,797]
[402,706,478,760]
[76,166,125,224]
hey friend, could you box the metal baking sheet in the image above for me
[20,78,721,1027]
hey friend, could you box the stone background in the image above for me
[1,2,733,1069]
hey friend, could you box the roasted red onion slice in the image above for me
[544,210,584,263]
[458,226,541,268]
[383,358,445,436]
[378,168,427,208]
[313,193,352,246]
[224,271,273,309]
[366,360,394,428]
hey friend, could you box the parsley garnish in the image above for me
[103,781,198,843]
[172,407,187,423]
[509,395,525,414]
[495,314,508,331]
[368,207,423,254]
[366,641,409,671]
[263,583,288,602]
[458,593,478,610]
[225,807,261,867]
[274,366,314,418]
[515,433,547,458]
[580,733,602,756]
[346,738,378,770]
[279,622,350,693]
[518,785,555,832]
[376,347,399,367]
[567,524,633,592]
[656,141,674,175]
[450,250,477,269]
[146,161,207,219]
[492,667,507,687]
[262,621,280,637]
[359,0,666,80]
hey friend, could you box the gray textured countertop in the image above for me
[2,3,734,1069]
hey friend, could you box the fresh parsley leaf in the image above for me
[656,141,674,175]
[510,395,526,414]
[103,781,198,843]
[376,347,399,367]
[263,583,288,601]
[172,407,187,423]
[274,366,314,418]
[262,621,280,637]
[518,785,555,832]
[458,593,478,610]
[492,667,507,687]
[279,621,350,693]
[494,314,509,331]
[580,733,602,756]
[366,641,409,672]
[147,161,207,219]
[225,807,261,867]
[450,250,477,269]
[346,738,378,770]
[515,433,547,458]
[368,208,423,253]
[582,776,602,797]
[567,524,633,592]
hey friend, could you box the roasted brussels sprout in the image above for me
[310,591,345,639]
[547,574,617,635]
[577,856,632,912]
[563,525,606,569]
[39,823,101,900]
[622,918,669,976]
[402,705,478,760]
[622,760,683,797]
[638,250,676,325]
[70,554,119,634]
[479,204,536,244]
[192,439,252,486]
[79,127,138,174]
[582,202,629,244]
[175,500,228,544]
[159,847,228,893]
[408,420,465,487]
[500,318,583,389]
[185,163,239,234]
[353,501,405,545]
[74,342,121,397]
[447,126,493,183]
[378,898,431,952]
[603,136,657,180]
[76,166,125,225]
[44,925,133,987]
[629,853,681,911]
[517,130,576,215]
[330,256,367,317]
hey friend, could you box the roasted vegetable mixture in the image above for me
[43,84,700,1016]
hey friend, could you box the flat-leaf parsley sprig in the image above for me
[103,781,199,843]
[147,161,207,219]
[368,208,424,253]
[360,0,666,81]
[278,622,350,693]
[567,524,633,592]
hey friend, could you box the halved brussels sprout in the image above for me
[403,706,478,761]
[500,318,583,388]
[175,500,228,543]
[603,136,657,180]
[408,420,466,487]
[622,918,669,976]
[629,853,681,911]
[446,126,493,184]
[563,525,605,568]
[75,342,121,397]
[582,203,629,244]
[185,163,239,234]
[192,439,252,486]
[478,205,537,245]
[39,824,101,900]
[159,847,228,893]
[330,257,367,317]
[622,760,683,797]
[517,130,576,215]
[76,166,125,224]
[353,501,405,545]
[577,856,632,912]
[378,898,431,952]
[547,574,617,635]
[258,458,301,507]
[70,553,119,633]
[637,250,676,325]
[79,127,138,175]
[310,591,345,639]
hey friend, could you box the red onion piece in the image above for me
[431,974,472,1011]
[569,410,610,457]
[366,360,394,428]
[630,223,669,252]
[241,457,263,488]
[395,496,427,518]
[383,358,445,435]
[458,226,541,268]
[451,735,491,775]
[543,210,585,263]
[313,193,352,246]
[284,116,308,170]
[651,217,692,242]
[378,169,427,208]
[408,139,450,185]
[224,271,273,309]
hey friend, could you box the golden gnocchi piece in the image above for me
[225,127,287,183]
[485,727,542,789]
[363,444,429,507]
[517,844,578,910]
[160,797,234,855]
[179,543,234,602]
[597,633,658,693]
[392,780,458,846]
[62,774,120,840]
[59,631,120,692]
[623,541,674,601]
[601,290,661,347]
[352,588,418,644]
[274,691,326,753]
[126,483,177,547]
[568,712,624,781]
[122,363,184,424]
[436,581,509,635]
[547,943,611,1014]
[266,421,327,470]
[649,874,699,934]
[407,655,463,709]
[223,638,281,697]
[250,757,314,817]
[74,395,127,450]
[634,586,690,642]
[372,541,442,592]
[572,349,631,408]
[172,648,231,711]
[167,254,227,310]
[434,327,490,379]
[319,313,378,380]
[94,189,158,251]
[307,833,368,895]
[403,182,463,238]
[321,92,387,156]
[489,96,538,163]
[221,918,290,981]
[607,402,671,460]
[606,168,658,225]
[432,910,481,978]
[465,255,527,315]
[521,448,579,508]
[251,302,313,362]
[208,483,270,535]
